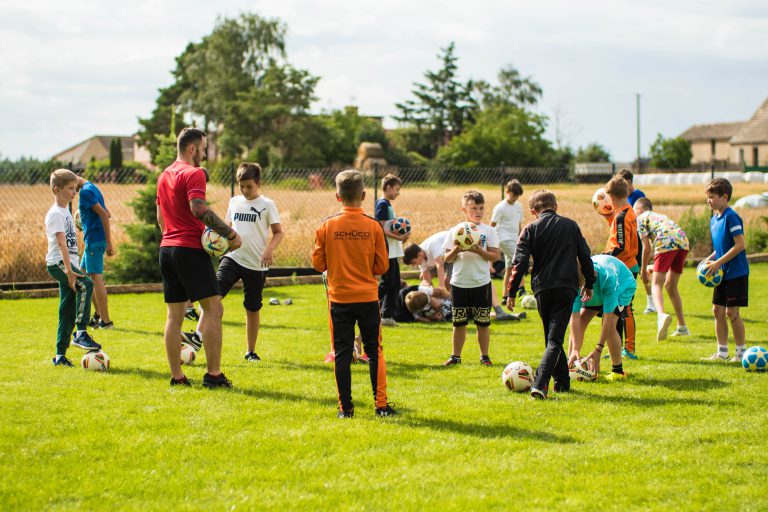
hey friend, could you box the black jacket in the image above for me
[507,210,595,295]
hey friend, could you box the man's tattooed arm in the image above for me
[189,198,235,239]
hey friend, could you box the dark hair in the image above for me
[381,173,402,191]
[506,179,523,196]
[605,176,628,199]
[706,178,732,201]
[635,197,652,210]
[177,127,207,152]
[403,244,422,265]
[236,162,262,183]
[528,189,557,212]
[617,168,634,183]
[462,190,485,205]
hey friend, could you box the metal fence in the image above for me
[2,164,766,284]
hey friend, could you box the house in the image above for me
[680,98,768,168]
[52,135,152,169]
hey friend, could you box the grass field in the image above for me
[1,265,767,510]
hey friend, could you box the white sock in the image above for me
[76,330,86,337]
[736,344,746,356]
[646,295,654,309]
[55,354,65,361]
[718,345,729,356]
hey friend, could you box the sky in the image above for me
[1,0,767,162]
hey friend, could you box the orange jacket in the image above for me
[603,204,638,269]
[312,206,389,303]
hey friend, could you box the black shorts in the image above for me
[712,275,748,308]
[217,256,268,312]
[451,282,492,327]
[159,246,220,303]
[585,304,629,319]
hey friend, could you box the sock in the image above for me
[76,330,85,337]
[612,364,624,375]
[736,344,746,357]
[494,305,504,314]
[646,295,654,309]
[55,354,65,361]
[718,345,729,357]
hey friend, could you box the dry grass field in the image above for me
[4,181,767,283]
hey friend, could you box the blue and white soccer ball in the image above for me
[742,346,768,372]
[390,217,411,236]
[201,227,230,257]
[696,260,723,287]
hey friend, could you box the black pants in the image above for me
[378,257,401,319]
[330,301,388,413]
[534,287,577,390]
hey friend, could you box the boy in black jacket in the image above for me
[506,190,595,399]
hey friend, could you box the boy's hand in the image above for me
[228,231,242,251]
[261,249,274,267]
[706,260,722,276]
[580,287,593,303]
[506,296,516,311]
[568,351,580,368]
[106,242,115,257]
[65,267,84,291]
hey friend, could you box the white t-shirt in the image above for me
[45,204,79,267]
[225,195,281,271]
[418,231,450,273]
[443,222,499,288]
[491,200,523,242]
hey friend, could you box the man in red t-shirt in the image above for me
[156,127,242,388]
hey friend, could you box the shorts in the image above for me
[451,282,492,327]
[498,240,517,268]
[217,256,268,312]
[81,241,106,274]
[159,246,220,303]
[585,304,628,319]
[654,249,688,274]
[712,275,748,308]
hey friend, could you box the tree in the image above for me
[649,134,692,169]
[395,42,476,158]
[436,104,556,167]
[473,64,542,110]
[109,138,123,169]
[576,143,611,163]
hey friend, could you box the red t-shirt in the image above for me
[157,160,207,248]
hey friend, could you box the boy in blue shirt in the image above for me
[375,174,410,327]
[701,178,749,362]
[77,176,114,328]
[568,254,635,380]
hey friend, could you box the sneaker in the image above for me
[71,331,102,351]
[381,318,398,327]
[52,355,74,367]
[358,353,370,364]
[96,320,114,329]
[269,298,280,305]
[670,326,691,337]
[244,352,261,362]
[530,387,548,399]
[622,348,638,360]
[181,331,202,351]
[443,355,461,366]
[170,376,192,386]
[701,352,729,362]
[375,403,398,417]
[730,355,743,364]
[337,408,354,419]
[184,308,199,321]
[657,313,672,341]
[283,298,293,305]
[494,312,518,321]
[202,372,233,389]
[643,307,657,314]
[514,312,527,320]
[603,371,627,382]
[480,355,493,366]
[324,351,335,363]
[88,315,100,328]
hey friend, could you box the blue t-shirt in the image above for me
[375,198,394,222]
[628,188,646,207]
[78,181,106,244]
[573,254,637,313]
[710,207,749,280]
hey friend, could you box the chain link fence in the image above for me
[3,165,767,284]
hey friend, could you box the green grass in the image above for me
[2,266,768,511]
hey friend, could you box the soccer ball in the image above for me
[742,346,768,372]
[390,217,411,236]
[201,227,229,257]
[453,222,481,250]
[520,294,537,310]
[592,187,614,216]
[696,260,723,287]
[569,359,596,382]
[180,343,197,365]
[501,361,535,392]
[81,350,110,371]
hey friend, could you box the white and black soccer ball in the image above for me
[501,361,534,392]
[180,343,197,365]
[81,351,110,371]
[453,222,480,250]
[569,358,596,382]
[520,294,537,310]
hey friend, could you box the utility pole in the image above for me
[636,93,641,171]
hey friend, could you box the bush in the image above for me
[747,216,768,254]
[678,207,712,256]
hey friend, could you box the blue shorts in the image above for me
[81,241,106,274]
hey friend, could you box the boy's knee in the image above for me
[726,307,740,322]
[663,281,675,293]
[712,305,725,318]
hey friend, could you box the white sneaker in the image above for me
[381,318,398,327]
[643,307,656,314]
[670,326,691,337]
[657,313,672,341]
[729,355,743,364]
[701,352,728,361]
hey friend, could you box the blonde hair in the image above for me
[336,169,364,202]
[49,168,78,192]
[528,189,557,212]
[405,291,429,313]
[605,176,628,199]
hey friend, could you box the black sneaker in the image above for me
[375,403,398,417]
[181,331,202,351]
[244,352,261,362]
[88,315,100,329]
[185,308,199,321]
[530,387,548,400]
[443,355,461,366]
[52,355,74,367]
[338,408,354,419]
[96,320,114,329]
[480,355,493,366]
[71,331,102,351]
[170,376,192,386]
[202,372,232,389]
